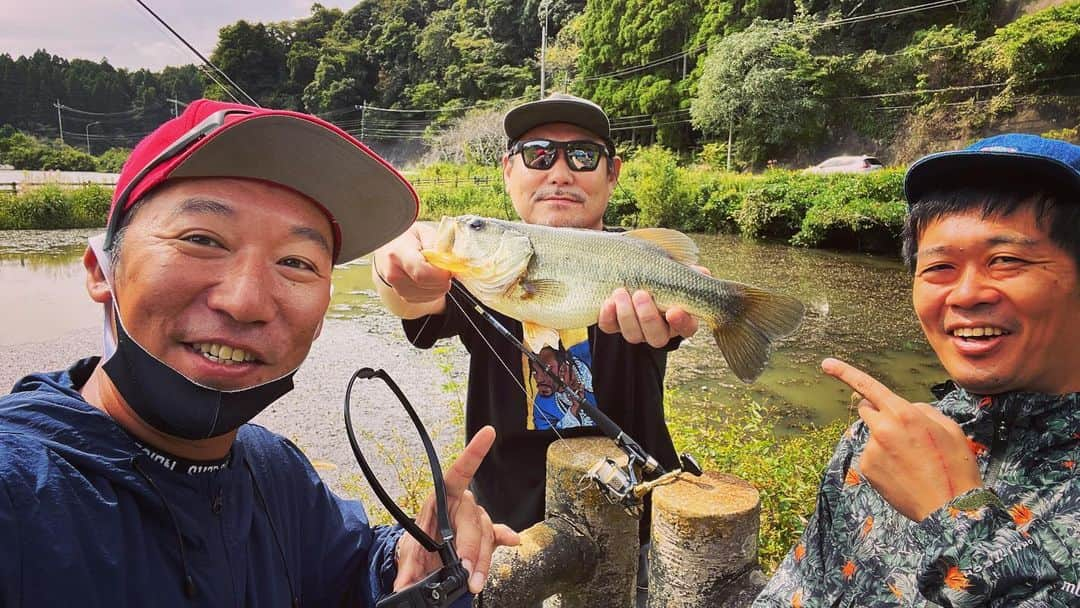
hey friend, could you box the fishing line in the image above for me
[132,0,261,107]
[444,283,572,440]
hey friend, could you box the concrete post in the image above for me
[648,472,766,607]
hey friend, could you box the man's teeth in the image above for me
[952,327,1005,338]
[193,343,255,364]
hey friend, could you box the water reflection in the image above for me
[671,235,943,430]
[0,229,943,429]
[0,229,103,347]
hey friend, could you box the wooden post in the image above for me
[648,472,766,607]
[481,517,596,606]
[545,438,639,607]
[480,438,640,607]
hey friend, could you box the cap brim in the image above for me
[170,114,417,263]
[904,150,1080,206]
[504,99,611,150]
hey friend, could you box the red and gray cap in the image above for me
[503,93,615,156]
[106,99,418,264]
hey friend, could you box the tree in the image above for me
[691,19,824,166]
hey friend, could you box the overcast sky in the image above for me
[0,0,357,71]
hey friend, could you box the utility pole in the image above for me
[727,118,733,172]
[85,121,100,154]
[54,100,64,144]
[166,98,187,118]
[359,101,367,141]
[539,0,552,97]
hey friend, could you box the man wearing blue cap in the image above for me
[755,134,1080,606]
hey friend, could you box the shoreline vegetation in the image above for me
[2,153,908,254]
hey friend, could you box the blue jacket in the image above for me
[0,357,406,607]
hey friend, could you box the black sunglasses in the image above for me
[510,139,610,172]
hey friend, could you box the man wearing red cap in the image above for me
[0,99,517,607]
[755,134,1080,606]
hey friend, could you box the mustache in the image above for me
[532,186,586,203]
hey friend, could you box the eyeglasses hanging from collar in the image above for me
[344,367,469,608]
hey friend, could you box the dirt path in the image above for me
[0,312,470,510]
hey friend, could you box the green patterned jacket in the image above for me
[754,384,1080,607]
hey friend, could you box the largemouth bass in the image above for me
[422,215,805,383]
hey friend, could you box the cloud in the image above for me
[0,0,355,70]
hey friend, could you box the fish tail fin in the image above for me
[708,285,805,383]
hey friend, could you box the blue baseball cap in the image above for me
[904,133,1080,207]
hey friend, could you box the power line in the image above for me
[843,73,1080,100]
[57,104,144,118]
[582,0,970,83]
[132,0,259,107]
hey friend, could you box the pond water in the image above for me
[0,228,944,430]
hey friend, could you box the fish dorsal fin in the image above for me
[522,322,560,353]
[623,228,699,265]
[520,278,569,301]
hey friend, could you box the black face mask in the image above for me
[103,314,296,440]
[91,234,298,440]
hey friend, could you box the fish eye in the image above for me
[467,218,485,231]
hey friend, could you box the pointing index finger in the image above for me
[443,425,496,498]
[821,357,905,413]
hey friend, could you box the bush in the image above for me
[620,146,689,228]
[67,184,113,226]
[735,171,823,240]
[0,184,110,229]
[95,148,131,173]
[0,186,73,229]
[792,169,906,252]
[667,393,847,574]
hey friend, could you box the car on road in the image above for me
[805,155,884,174]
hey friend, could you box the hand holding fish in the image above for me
[822,357,983,522]
[598,281,705,348]
[419,216,805,382]
[372,222,453,318]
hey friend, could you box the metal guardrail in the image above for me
[406,175,496,187]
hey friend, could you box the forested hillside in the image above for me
[1,0,1077,167]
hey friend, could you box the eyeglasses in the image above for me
[510,139,610,172]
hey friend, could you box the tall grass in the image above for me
[666,389,849,574]
[0,184,110,229]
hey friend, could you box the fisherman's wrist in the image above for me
[372,256,393,289]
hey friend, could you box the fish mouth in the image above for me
[421,216,471,274]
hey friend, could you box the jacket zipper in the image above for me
[984,410,1011,488]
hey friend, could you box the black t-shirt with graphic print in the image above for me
[403,298,680,533]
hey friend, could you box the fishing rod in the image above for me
[449,281,701,513]
[344,368,469,608]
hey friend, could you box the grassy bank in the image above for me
[0,184,111,230]
[666,390,849,573]
[412,151,907,254]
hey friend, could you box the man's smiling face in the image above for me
[110,177,334,391]
[912,205,1080,395]
[502,122,620,230]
